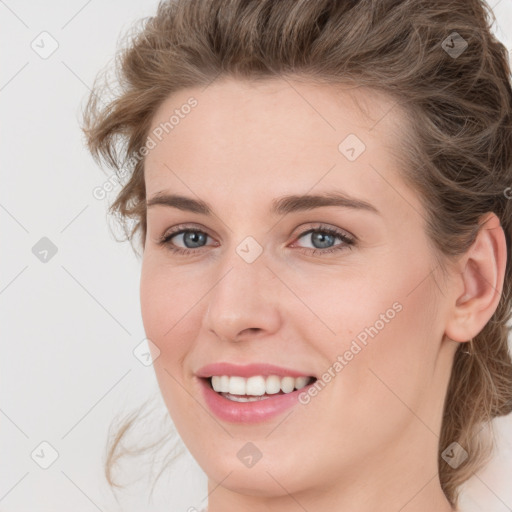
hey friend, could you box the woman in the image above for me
[81,0,512,510]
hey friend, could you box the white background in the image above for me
[1,1,511,511]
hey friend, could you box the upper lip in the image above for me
[196,362,315,379]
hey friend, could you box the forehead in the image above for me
[143,77,418,218]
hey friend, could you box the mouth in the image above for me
[197,368,318,423]
[195,362,319,422]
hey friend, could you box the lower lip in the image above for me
[198,377,315,424]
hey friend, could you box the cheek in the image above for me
[139,260,204,430]
[296,250,441,405]
[140,262,168,342]
[139,258,198,368]
[330,265,441,433]
[140,252,202,328]
[365,276,442,394]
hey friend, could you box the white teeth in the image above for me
[246,376,266,395]
[219,375,230,392]
[280,376,295,393]
[265,375,281,394]
[210,374,313,396]
[294,376,309,389]
[229,376,246,395]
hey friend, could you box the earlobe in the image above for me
[445,212,507,343]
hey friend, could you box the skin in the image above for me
[139,77,506,512]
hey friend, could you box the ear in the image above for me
[444,212,507,343]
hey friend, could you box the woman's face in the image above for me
[140,78,457,501]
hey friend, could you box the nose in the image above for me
[202,250,282,343]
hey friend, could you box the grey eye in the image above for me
[297,230,340,249]
[308,231,336,249]
[175,231,208,248]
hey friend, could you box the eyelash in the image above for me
[156,223,355,256]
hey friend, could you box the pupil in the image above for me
[312,232,334,249]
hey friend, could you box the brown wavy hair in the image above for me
[81,0,512,507]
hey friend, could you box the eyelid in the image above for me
[158,222,215,243]
[291,222,356,243]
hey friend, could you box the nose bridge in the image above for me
[203,238,280,341]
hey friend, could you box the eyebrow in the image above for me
[146,191,380,216]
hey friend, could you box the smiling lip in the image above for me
[195,362,317,424]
